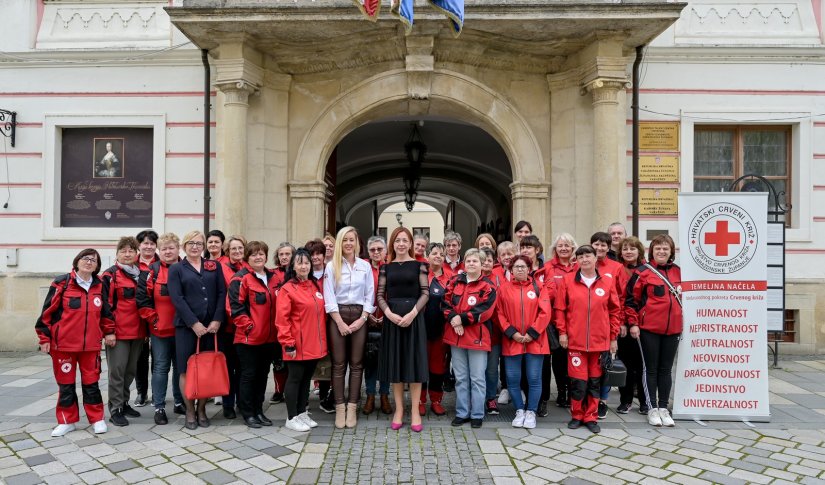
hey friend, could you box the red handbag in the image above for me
[184,334,229,400]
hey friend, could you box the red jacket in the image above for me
[229,268,279,345]
[136,261,177,338]
[138,254,159,272]
[554,270,621,353]
[35,271,115,352]
[275,278,328,361]
[101,265,147,340]
[496,277,552,356]
[485,270,509,346]
[441,274,497,351]
[221,260,251,333]
[597,257,629,313]
[625,262,683,335]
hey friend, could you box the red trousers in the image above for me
[51,350,104,424]
[421,340,448,404]
[567,350,602,423]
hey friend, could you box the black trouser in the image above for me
[552,348,569,397]
[236,343,275,419]
[617,334,645,406]
[639,330,680,409]
[135,340,150,397]
[220,332,240,409]
[539,354,554,401]
[286,360,318,419]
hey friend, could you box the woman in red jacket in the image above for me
[625,234,682,427]
[215,235,248,417]
[36,248,114,437]
[101,236,147,427]
[541,233,578,414]
[616,236,647,415]
[229,241,279,429]
[497,256,552,429]
[276,248,328,432]
[137,232,184,425]
[555,245,621,434]
[443,248,497,428]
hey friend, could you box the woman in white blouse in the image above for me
[323,226,375,428]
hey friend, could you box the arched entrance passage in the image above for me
[288,68,551,245]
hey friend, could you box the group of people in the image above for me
[35,220,682,438]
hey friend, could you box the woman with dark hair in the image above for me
[36,248,114,437]
[168,230,226,429]
[616,236,647,415]
[497,255,552,429]
[229,241,279,428]
[206,229,228,264]
[626,234,682,427]
[137,233,185,424]
[133,229,160,408]
[377,226,430,431]
[101,236,146,427]
[419,242,449,416]
[276,248,328,432]
[305,238,334,413]
[513,221,533,244]
[323,226,374,428]
[555,245,621,434]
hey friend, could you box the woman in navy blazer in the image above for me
[168,230,226,429]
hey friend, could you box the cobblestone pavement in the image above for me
[2,352,825,484]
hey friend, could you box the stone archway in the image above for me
[288,68,550,245]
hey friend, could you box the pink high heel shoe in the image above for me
[411,423,423,433]
[391,421,404,430]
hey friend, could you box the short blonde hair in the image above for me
[463,248,483,263]
[181,230,205,248]
[497,241,516,255]
[157,232,180,247]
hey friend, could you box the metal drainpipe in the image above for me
[202,49,211,236]
[631,45,644,237]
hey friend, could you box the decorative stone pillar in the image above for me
[510,181,551,244]
[213,49,263,236]
[583,78,627,231]
[288,181,328,244]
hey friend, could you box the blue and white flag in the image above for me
[391,0,414,34]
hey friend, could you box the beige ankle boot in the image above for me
[345,403,358,428]
[334,404,346,429]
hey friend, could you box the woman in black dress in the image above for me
[377,226,429,432]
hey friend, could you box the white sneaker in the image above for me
[523,410,537,429]
[511,409,525,428]
[648,408,663,427]
[659,408,675,427]
[92,420,108,434]
[51,423,76,437]
[284,416,310,432]
[497,389,510,405]
[299,412,318,428]
[214,397,223,406]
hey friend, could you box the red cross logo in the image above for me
[704,220,741,257]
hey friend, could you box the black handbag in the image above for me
[601,352,627,388]
[547,324,562,352]
[364,331,382,367]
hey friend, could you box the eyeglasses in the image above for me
[80,256,97,263]
[512,265,529,271]
[186,241,205,248]
[368,248,384,253]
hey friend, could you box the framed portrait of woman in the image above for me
[93,138,124,178]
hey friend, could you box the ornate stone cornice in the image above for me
[547,56,630,93]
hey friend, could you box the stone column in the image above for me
[288,181,328,244]
[583,78,627,231]
[215,80,257,236]
[510,181,551,244]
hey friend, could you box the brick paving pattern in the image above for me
[2,352,825,484]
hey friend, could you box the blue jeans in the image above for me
[600,385,610,401]
[451,346,487,420]
[364,359,389,395]
[504,354,544,412]
[150,335,182,409]
[485,344,501,400]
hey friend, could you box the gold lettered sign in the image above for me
[639,188,678,215]
[640,122,680,151]
[639,155,679,183]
